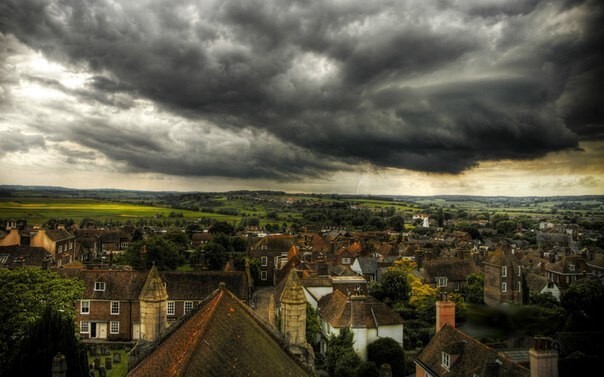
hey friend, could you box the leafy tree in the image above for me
[7,307,88,377]
[464,273,485,304]
[367,337,406,377]
[0,268,84,374]
[326,328,361,377]
[529,291,559,309]
[355,362,379,377]
[123,236,184,270]
[388,215,405,232]
[204,242,228,270]
[232,237,248,252]
[369,268,410,305]
[209,221,235,235]
[306,304,321,348]
[561,277,604,330]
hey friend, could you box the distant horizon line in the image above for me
[1,184,602,199]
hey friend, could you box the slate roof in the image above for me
[160,271,248,301]
[128,285,312,377]
[355,257,379,274]
[422,259,479,282]
[0,245,51,268]
[415,324,529,377]
[317,290,403,329]
[545,255,589,274]
[525,273,549,293]
[45,229,74,241]
[56,269,147,300]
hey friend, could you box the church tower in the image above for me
[280,269,307,348]
[139,264,168,342]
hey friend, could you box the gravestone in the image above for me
[98,367,106,377]
[93,357,101,370]
[105,357,112,370]
[113,352,121,364]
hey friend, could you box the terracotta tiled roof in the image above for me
[318,290,403,329]
[422,259,479,282]
[128,286,312,377]
[415,324,529,377]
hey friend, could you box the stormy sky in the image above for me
[0,0,602,195]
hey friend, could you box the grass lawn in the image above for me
[0,198,240,226]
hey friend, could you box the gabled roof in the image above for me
[415,324,529,377]
[160,271,248,301]
[525,273,550,293]
[545,255,589,274]
[45,229,74,241]
[56,269,146,300]
[317,290,403,329]
[0,245,50,267]
[354,257,379,274]
[422,259,479,282]
[253,235,294,250]
[128,286,312,377]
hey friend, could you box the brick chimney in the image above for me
[530,337,558,377]
[436,293,455,332]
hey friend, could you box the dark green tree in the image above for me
[326,328,361,377]
[355,362,379,377]
[561,277,604,330]
[370,269,411,305]
[306,304,321,348]
[123,236,183,270]
[209,221,235,235]
[388,215,405,232]
[367,337,406,377]
[204,242,228,270]
[464,273,485,304]
[0,268,84,375]
[7,307,88,377]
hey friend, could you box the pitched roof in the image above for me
[45,229,74,241]
[160,271,248,301]
[354,257,378,274]
[525,273,549,293]
[415,324,529,377]
[140,265,169,301]
[0,245,50,268]
[128,286,312,377]
[422,259,479,282]
[253,235,294,250]
[317,290,403,329]
[56,269,146,300]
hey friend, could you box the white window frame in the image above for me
[442,352,451,369]
[502,266,507,277]
[111,301,119,315]
[437,277,448,287]
[341,257,351,265]
[167,301,175,316]
[569,264,575,272]
[80,321,90,334]
[518,266,522,276]
[502,282,507,292]
[261,256,268,266]
[94,282,106,291]
[81,300,90,314]
[518,282,522,292]
[261,271,268,280]
[184,301,194,314]
[110,321,119,334]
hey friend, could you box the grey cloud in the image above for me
[0,130,45,156]
[0,0,601,179]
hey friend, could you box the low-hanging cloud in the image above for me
[0,0,602,180]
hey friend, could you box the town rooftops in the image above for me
[415,324,529,377]
[127,285,312,377]
[422,259,479,282]
[317,290,403,329]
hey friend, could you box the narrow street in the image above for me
[252,286,275,327]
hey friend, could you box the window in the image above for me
[120,242,128,248]
[261,256,268,266]
[261,271,268,280]
[81,300,90,314]
[502,282,507,292]
[184,301,193,314]
[58,245,62,253]
[80,321,89,334]
[436,277,448,287]
[502,266,507,277]
[110,321,119,334]
[111,301,119,315]
[167,301,175,316]
[342,257,351,265]
[261,246,267,250]
[94,282,106,291]
[518,266,522,276]
[569,264,575,272]
[442,352,451,369]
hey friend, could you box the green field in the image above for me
[0,198,238,225]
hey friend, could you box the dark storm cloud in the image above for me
[0,0,601,178]
[0,130,45,156]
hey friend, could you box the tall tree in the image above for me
[325,328,361,377]
[367,337,406,377]
[0,268,84,375]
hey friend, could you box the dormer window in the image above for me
[442,352,451,369]
[94,282,106,291]
[502,266,507,277]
